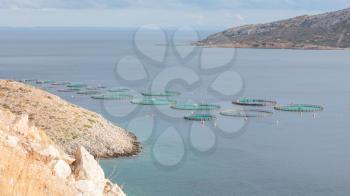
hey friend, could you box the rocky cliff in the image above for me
[0,108,126,196]
[0,80,140,158]
[197,7,350,49]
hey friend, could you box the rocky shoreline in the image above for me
[197,7,350,50]
[0,80,141,158]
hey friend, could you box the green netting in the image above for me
[220,109,273,117]
[131,98,176,105]
[52,81,71,86]
[91,93,133,100]
[141,91,181,97]
[77,90,101,95]
[87,85,107,90]
[58,88,81,92]
[171,103,220,110]
[67,83,88,88]
[233,98,277,106]
[108,87,129,92]
[184,114,216,121]
[274,104,324,112]
[36,80,54,84]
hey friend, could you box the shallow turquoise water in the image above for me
[1,29,350,196]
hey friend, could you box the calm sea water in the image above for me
[1,29,350,196]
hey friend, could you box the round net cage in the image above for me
[67,83,88,88]
[220,109,273,117]
[131,98,176,105]
[58,88,81,92]
[274,104,323,112]
[171,103,220,111]
[184,114,216,121]
[91,93,133,100]
[36,80,54,84]
[141,91,181,97]
[52,81,70,86]
[108,87,129,93]
[77,90,101,95]
[233,98,277,106]
[86,85,107,90]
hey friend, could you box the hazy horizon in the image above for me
[0,0,349,28]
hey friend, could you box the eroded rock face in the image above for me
[12,114,29,135]
[75,180,103,196]
[53,160,72,179]
[0,101,127,196]
[74,146,105,181]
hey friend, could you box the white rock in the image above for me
[74,146,105,194]
[12,114,29,135]
[28,126,41,141]
[37,145,60,161]
[74,180,103,196]
[104,180,126,196]
[5,135,19,148]
[62,153,76,165]
[74,146,105,181]
[54,160,72,179]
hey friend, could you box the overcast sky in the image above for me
[0,0,349,28]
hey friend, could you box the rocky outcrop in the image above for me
[0,80,140,158]
[197,7,350,49]
[0,108,126,196]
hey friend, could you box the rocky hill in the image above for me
[0,80,140,158]
[0,108,126,196]
[197,7,350,49]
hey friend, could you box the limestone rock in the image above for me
[74,180,103,196]
[5,135,19,148]
[27,126,41,142]
[12,114,29,135]
[54,160,72,179]
[74,146,105,193]
[104,180,126,196]
[36,145,60,162]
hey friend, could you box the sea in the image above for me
[1,28,350,196]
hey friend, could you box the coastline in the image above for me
[194,42,350,50]
[0,80,141,158]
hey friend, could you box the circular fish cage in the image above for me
[57,88,81,92]
[91,93,133,100]
[36,80,54,84]
[67,83,88,88]
[220,109,273,117]
[233,98,277,106]
[171,103,221,111]
[141,91,181,97]
[108,88,130,93]
[77,90,101,95]
[131,98,176,105]
[184,114,216,121]
[274,104,324,112]
[52,81,71,86]
[86,85,107,90]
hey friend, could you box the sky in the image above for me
[0,0,349,28]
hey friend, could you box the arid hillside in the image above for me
[0,80,140,158]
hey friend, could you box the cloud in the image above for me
[0,0,349,10]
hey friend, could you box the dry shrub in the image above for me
[0,144,76,196]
